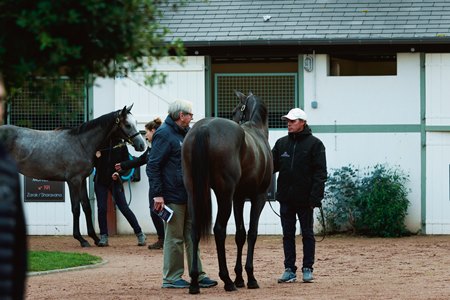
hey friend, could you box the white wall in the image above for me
[293,53,422,233]
[305,53,421,126]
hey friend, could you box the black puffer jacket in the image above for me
[0,143,27,299]
[272,125,327,207]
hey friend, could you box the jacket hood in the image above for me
[288,124,312,139]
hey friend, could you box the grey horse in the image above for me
[0,105,146,247]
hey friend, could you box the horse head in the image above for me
[231,90,269,138]
[115,105,146,151]
[232,90,253,124]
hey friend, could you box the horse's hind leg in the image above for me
[80,178,99,246]
[233,198,246,288]
[214,196,237,292]
[188,224,201,294]
[245,194,266,289]
[68,181,91,247]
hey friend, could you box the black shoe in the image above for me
[148,239,163,249]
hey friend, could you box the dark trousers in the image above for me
[280,202,315,272]
[95,181,142,235]
[148,190,165,240]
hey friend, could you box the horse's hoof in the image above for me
[247,280,259,289]
[234,278,245,288]
[80,241,91,247]
[189,286,200,294]
[224,283,238,292]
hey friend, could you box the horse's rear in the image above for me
[183,117,245,293]
[183,117,244,236]
[184,91,273,294]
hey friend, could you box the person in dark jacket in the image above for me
[115,117,165,250]
[94,138,146,247]
[147,99,217,289]
[272,108,327,284]
[0,78,27,299]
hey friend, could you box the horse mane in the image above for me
[68,110,118,135]
[248,95,268,127]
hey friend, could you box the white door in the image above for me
[425,53,450,234]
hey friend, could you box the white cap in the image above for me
[281,108,307,121]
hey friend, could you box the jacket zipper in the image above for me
[290,139,296,170]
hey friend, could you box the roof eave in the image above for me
[182,37,450,48]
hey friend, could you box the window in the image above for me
[329,54,397,76]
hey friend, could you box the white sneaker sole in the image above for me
[278,278,297,283]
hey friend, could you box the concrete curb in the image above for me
[28,259,108,276]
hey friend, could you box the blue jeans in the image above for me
[280,202,315,272]
[95,181,142,235]
[148,190,165,240]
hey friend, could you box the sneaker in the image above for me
[278,268,296,283]
[148,238,164,250]
[162,279,190,289]
[198,277,218,288]
[98,234,109,247]
[136,232,146,246]
[302,267,314,283]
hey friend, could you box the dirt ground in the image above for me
[26,234,450,300]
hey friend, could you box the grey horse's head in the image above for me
[116,104,146,152]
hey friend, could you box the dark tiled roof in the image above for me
[160,0,450,46]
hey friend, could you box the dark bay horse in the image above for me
[182,91,273,293]
[0,105,146,247]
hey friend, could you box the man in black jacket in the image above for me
[272,108,327,284]
[0,75,27,299]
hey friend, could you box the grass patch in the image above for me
[28,251,102,272]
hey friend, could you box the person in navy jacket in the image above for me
[147,99,217,289]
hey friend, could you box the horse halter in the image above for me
[238,95,251,124]
[115,114,141,145]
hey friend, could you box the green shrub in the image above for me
[323,164,410,237]
[322,165,360,233]
[355,164,410,237]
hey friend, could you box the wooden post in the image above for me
[106,191,117,235]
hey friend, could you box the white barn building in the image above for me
[19,1,450,237]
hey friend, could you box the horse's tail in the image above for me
[190,126,212,239]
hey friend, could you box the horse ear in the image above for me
[234,90,246,103]
[248,90,253,96]
[126,103,134,113]
[120,106,127,117]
